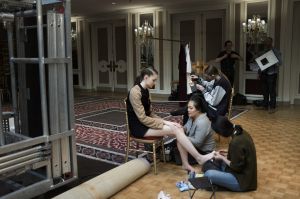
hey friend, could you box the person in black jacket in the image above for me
[204,116,257,192]
[171,65,232,122]
[194,65,232,120]
[215,40,242,87]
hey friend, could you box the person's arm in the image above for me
[214,152,231,166]
[184,119,191,135]
[215,141,246,173]
[230,51,243,61]
[149,104,160,119]
[196,79,215,93]
[203,85,226,106]
[227,143,246,172]
[188,119,210,148]
[129,87,164,129]
[215,52,228,63]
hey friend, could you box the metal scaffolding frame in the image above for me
[0,0,77,198]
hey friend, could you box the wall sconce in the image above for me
[242,15,267,44]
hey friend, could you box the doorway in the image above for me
[290,1,300,103]
[91,19,127,92]
[171,11,225,81]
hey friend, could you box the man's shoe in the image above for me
[269,108,277,114]
[255,106,268,110]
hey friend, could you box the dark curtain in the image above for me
[178,44,187,104]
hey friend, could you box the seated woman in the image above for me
[184,95,215,154]
[204,116,257,192]
[126,67,214,172]
[171,64,232,123]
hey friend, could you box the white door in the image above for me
[202,11,225,63]
[171,11,225,81]
[291,1,300,103]
[91,20,127,91]
[172,14,200,81]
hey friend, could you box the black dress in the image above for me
[126,84,151,138]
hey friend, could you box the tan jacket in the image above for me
[129,85,164,129]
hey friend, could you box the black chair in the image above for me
[188,177,216,199]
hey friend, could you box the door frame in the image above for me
[112,20,127,90]
[202,11,226,63]
[91,22,113,90]
[171,10,225,81]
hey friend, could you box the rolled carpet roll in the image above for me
[53,158,150,199]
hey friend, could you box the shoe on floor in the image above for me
[269,108,277,114]
[256,106,268,110]
[157,190,171,199]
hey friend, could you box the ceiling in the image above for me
[71,0,222,17]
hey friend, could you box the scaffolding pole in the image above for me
[64,0,78,178]
[0,97,4,146]
[6,22,20,133]
[36,0,49,137]
[56,12,71,174]
[0,0,77,197]
[47,11,61,178]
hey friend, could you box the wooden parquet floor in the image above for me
[112,105,300,199]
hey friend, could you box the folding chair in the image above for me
[188,177,216,199]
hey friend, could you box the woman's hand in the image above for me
[196,84,205,91]
[190,74,199,81]
[214,151,231,166]
[231,53,240,59]
[164,120,182,129]
[214,151,225,160]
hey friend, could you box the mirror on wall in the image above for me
[245,1,268,72]
[71,21,79,86]
[138,13,154,69]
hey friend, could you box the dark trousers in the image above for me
[261,73,277,109]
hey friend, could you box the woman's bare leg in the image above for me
[145,125,214,165]
[177,142,195,172]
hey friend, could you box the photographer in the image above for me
[258,37,282,113]
[215,40,242,87]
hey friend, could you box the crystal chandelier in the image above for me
[134,20,154,46]
[242,15,267,44]
[71,28,77,40]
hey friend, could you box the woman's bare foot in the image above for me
[182,164,195,173]
[197,151,215,165]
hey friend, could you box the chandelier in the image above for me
[242,15,267,44]
[71,28,77,40]
[134,20,154,46]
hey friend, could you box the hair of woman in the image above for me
[204,64,220,77]
[134,67,158,85]
[189,94,207,113]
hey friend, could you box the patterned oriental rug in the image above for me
[75,98,247,165]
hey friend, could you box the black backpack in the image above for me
[233,93,247,105]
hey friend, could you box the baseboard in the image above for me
[294,99,300,104]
